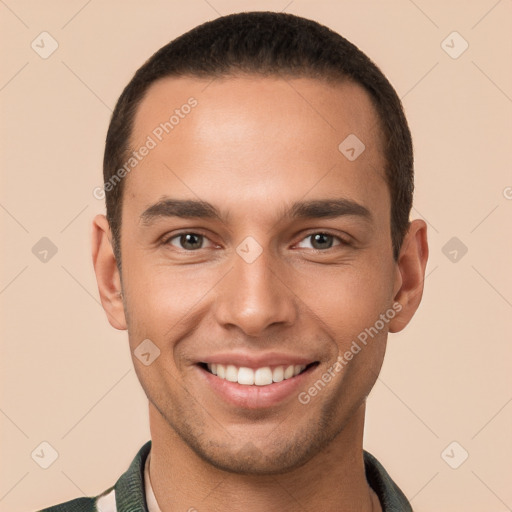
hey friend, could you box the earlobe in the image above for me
[91,214,127,330]
[388,219,429,333]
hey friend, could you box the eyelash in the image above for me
[162,231,351,252]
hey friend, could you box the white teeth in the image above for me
[254,367,273,386]
[225,364,238,382]
[284,365,294,379]
[272,366,284,382]
[205,362,309,386]
[238,367,255,385]
[216,364,226,379]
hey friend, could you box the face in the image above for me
[94,75,427,475]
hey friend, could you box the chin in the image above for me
[195,444,311,476]
[178,415,334,476]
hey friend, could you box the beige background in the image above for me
[1,1,511,511]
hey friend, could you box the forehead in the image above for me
[132,74,383,150]
[125,74,387,219]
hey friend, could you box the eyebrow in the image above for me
[139,197,372,225]
[289,198,371,220]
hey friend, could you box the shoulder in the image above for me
[36,485,116,512]
[36,496,97,512]
[363,450,413,512]
[33,441,151,512]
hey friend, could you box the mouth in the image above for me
[194,353,321,409]
[198,361,319,386]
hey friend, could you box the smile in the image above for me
[196,358,320,409]
[202,363,315,386]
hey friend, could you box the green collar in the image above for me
[39,440,412,511]
[113,441,412,511]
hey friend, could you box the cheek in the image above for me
[294,260,394,341]
[122,263,215,350]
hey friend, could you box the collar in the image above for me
[113,441,412,511]
[144,451,162,512]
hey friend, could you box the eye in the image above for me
[296,232,346,251]
[165,232,215,251]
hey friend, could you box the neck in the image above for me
[148,402,381,512]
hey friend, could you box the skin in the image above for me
[92,75,428,511]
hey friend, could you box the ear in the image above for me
[91,214,127,330]
[389,219,429,333]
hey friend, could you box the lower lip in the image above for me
[197,364,318,409]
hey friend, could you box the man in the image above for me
[41,10,428,512]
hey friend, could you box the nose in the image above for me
[213,245,297,338]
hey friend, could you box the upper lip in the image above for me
[197,351,318,368]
